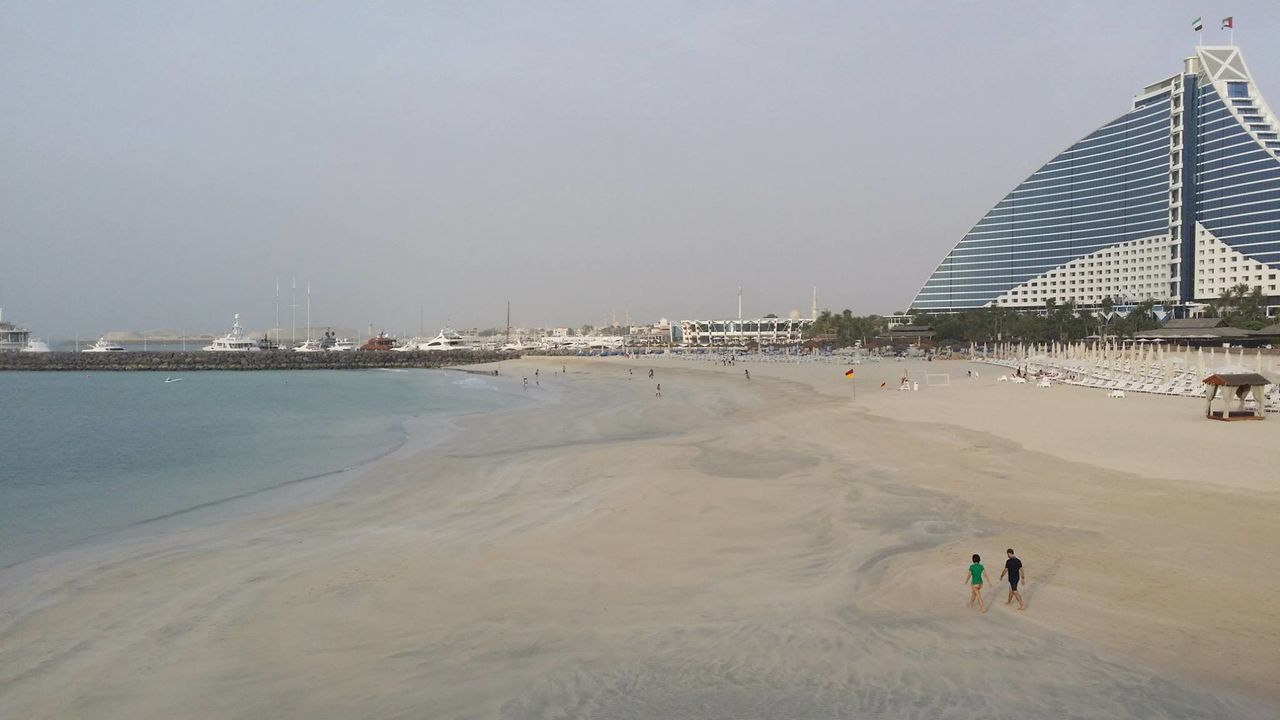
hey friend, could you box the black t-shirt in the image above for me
[1005,557,1022,581]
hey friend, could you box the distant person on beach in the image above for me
[523,377,528,389]
[655,383,661,398]
[535,369,539,378]
[999,548,1026,610]
[744,369,750,381]
[649,369,654,379]
[967,553,990,613]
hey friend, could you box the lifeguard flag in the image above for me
[1192,17,1203,32]
[1222,17,1233,29]
[844,369,855,378]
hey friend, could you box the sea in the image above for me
[0,369,522,568]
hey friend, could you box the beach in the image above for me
[0,357,1276,719]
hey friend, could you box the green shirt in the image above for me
[969,563,984,585]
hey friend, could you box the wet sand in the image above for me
[0,358,1275,719]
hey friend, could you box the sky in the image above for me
[2,1,1277,337]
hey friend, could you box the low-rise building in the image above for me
[679,317,814,347]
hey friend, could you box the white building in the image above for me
[679,317,813,347]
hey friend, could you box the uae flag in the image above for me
[1222,17,1234,29]
[1192,17,1203,32]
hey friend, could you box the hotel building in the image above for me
[678,317,813,347]
[911,45,1280,315]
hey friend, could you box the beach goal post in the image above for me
[925,373,951,386]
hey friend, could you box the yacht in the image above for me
[360,333,398,351]
[331,338,358,352]
[21,339,51,353]
[418,328,474,352]
[203,315,260,352]
[83,337,126,352]
[294,339,324,352]
[0,309,33,352]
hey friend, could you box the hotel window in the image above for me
[1227,82,1249,99]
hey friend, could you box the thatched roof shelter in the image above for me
[1203,372,1272,421]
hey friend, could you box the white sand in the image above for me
[0,358,1276,719]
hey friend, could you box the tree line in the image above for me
[806,283,1272,346]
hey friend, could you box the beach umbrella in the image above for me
[1257,349,1264,373]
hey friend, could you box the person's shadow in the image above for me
[1017,557,1061,609]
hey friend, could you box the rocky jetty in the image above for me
[0,351,516,372]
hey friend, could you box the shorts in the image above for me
[1009,578,1020,591]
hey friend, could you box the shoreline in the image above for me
[0,357,1274,718]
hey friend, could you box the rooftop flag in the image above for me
[1193,17,1204,32]
[1221,17,1233,29]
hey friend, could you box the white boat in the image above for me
[21,339,51,353]
[83,337,126,352]
[331,338,358,352]
[0,309,34,352]
[292,282,323,352]
[203,314,260,352]
[417,328,474,351]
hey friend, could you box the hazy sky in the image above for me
[3,1,1277,337]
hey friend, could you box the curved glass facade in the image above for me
[912,44,1280,312]
[912,102,1171,311]
[1196,84,1280,266]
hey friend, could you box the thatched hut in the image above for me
[1203,372,1272,421]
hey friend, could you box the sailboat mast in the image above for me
[274,279,280,345]
[506,301,510,344]
[306,282,312,342]
[290,277,297,346]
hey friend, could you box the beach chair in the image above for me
[1037,379,1051,388]
[1013,376,1027,384]
[998,375,1009,382]
[1107,390,1126,399]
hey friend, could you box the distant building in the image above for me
[628,319,674,346]
[679,317,814,347]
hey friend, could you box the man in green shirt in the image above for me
[966,553,990,613]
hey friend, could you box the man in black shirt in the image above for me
[999,548,1026,610]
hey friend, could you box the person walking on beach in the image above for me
[655,383,662,398]
[999,548,1026,610]
[523,377,528,389]
[648,368,654,379]
[967,553,990,613]
[744,369,750,381]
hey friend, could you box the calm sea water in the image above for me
[0,369,519,567]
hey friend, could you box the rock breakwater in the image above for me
[0,351,516,371]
